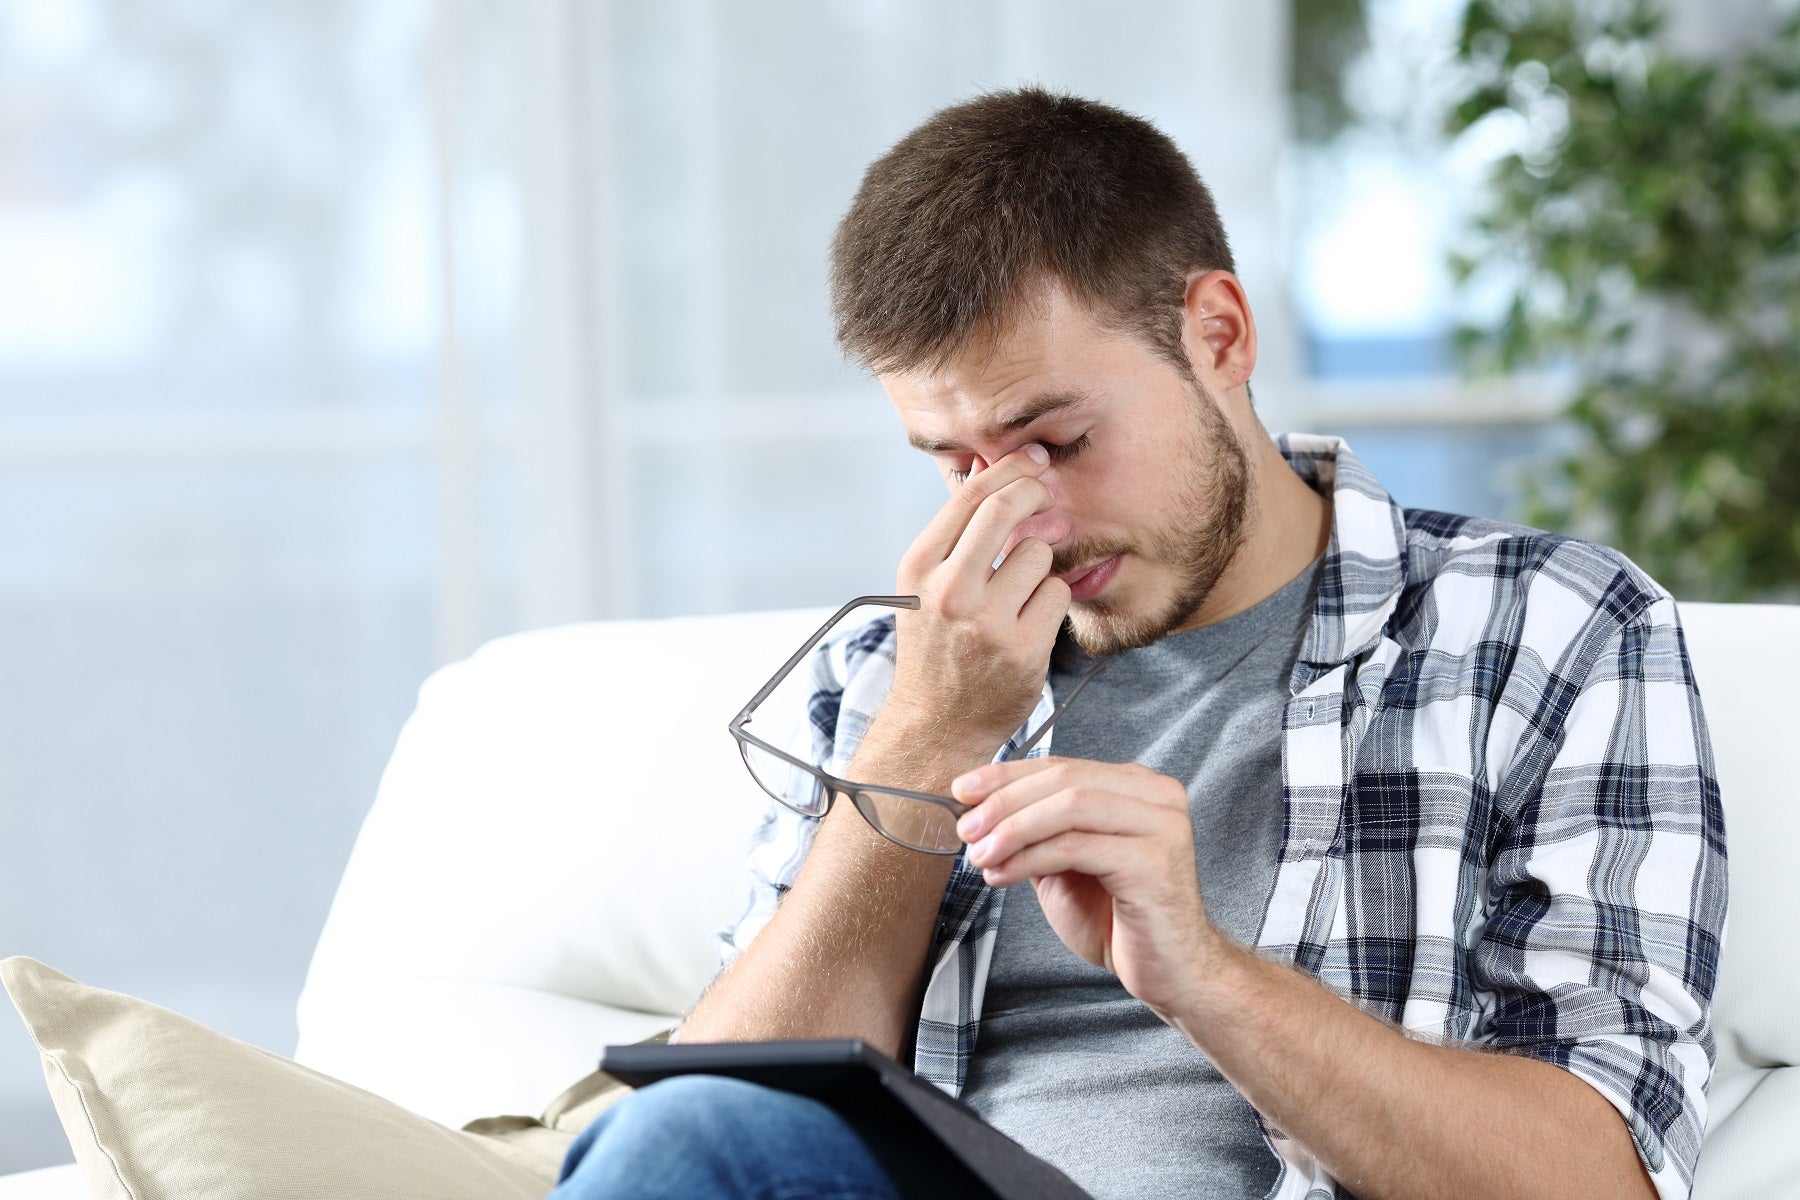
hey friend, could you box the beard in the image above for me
[1054,378,1254,658]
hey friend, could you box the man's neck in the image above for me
[1182,433,1332,631]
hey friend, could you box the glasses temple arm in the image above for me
[1005,655,1110,761]
[735,595,921,720]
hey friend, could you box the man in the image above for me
[551,89,1725,1200]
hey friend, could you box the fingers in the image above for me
[975,829,1143,890]
[953,757,1182,812]
[953,758,1144,842]
[964,785,1153,860]
[902,445,1051,582]
[938,476,1056,593]
[952,759,1191,887]
[985,535,1056,613]
[1018,571,1074,645]
[883,442,1067,753]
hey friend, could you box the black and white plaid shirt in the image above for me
[720,434,1727,1200]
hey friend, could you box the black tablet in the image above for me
[598,1039,1093,1200]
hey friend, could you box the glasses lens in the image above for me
[738,604,836,817]
[851,789,963,855]
[739,737,829,817]
[738,602,901,819]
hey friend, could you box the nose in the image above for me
[999,509,1073,564]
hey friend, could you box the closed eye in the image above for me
[948,433,1090,483]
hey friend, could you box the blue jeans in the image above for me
[548,1075,902,1199]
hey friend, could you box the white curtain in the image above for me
[473,0,1300,637]
[0,0,1289,1174]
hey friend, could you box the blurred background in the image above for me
[1,0,1794,1174]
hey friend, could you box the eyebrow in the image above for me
[906,390,1095,454]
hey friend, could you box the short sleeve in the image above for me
[1473,594,1727,1200]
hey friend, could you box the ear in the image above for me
[1179,270,1257,389]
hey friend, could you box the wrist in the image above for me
[1163,925,1261,1042]
[880,671,1042,759]
[857,709,1004,784]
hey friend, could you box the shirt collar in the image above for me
[1277,433,1407,670]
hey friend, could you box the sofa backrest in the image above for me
[295,606,835,1124]
[300,605,835,1021]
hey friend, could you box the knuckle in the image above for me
[957,476,995,508]
[936,595,974,622]
[1130,762,1168,786]
[1003,476,1051,509]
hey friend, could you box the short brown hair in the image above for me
[829,87,1237,375]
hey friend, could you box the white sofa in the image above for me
[3,602,1794,1198]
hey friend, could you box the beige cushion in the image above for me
[1,956,635,1199]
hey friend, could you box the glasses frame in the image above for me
[727,594,1109,855]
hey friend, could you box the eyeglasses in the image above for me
[728,595,1108,854]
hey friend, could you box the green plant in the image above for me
[1448,0,1800,600]
[1291,0,1372,144]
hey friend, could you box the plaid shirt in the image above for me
[718,435,1727,1200]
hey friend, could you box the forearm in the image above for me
[677,803,953,1055]
[677,723,983,1056]
[1172,939,1657,1200]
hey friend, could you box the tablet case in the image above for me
[599,1039,1094,1200]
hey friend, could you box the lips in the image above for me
[1056,554,1123,602]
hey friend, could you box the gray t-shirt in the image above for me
[959,557,1322,1200]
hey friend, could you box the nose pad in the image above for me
[997,511,1073,566]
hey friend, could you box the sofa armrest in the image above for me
[296,973,675,1130]
[1677,603,1800,1199]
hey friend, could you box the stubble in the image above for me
[1058,379,1254,657]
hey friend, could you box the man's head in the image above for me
[829,87,1237,378]
[831,88,1274,656]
